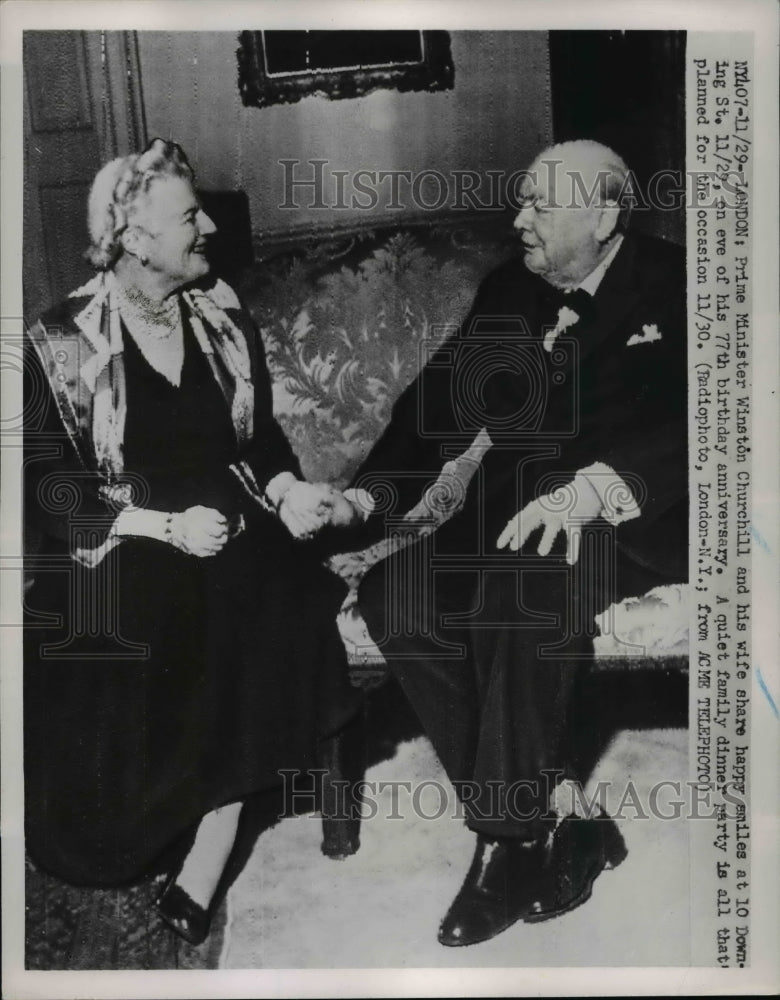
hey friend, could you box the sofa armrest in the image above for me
[325,428,491,588]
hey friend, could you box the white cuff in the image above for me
[113,507,169,541]
[579,462,641,525]
[343,487,375,520]
[78,506,166,567]
[265,471,299,509]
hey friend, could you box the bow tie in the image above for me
[552,287,596,322]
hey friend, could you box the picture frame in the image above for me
[237,29,455,108]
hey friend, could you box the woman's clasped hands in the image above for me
[169,505,230,557]
[143,481,361,559]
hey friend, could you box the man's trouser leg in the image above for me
[358,547,587,838]
[359,555,481,792]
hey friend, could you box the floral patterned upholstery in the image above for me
[236,219,688,681]
[237,220,515,486]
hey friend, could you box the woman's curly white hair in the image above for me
[86,138,194,270]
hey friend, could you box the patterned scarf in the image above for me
[27,272,256,565]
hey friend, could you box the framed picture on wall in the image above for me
[238,29,454,108]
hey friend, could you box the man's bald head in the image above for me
[513,140,632,289]
[528,139,631,217]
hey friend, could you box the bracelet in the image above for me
[167,513,194,555]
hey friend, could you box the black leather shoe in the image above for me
[154,877,212,946]
[437,832,550,947]
[524,809,628,924]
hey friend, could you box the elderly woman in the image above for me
[23,139,359,945]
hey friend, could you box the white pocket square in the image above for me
[626,324,662,346]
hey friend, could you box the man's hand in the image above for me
[496,473,604,565]
[277,481,367,539]
[278,481,334,539]
[325,488,363,528]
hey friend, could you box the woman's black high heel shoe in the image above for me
[154,875,212,946]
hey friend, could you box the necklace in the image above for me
[115,283,182,339]
[113,282,185,387]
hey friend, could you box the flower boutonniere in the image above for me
[626,323,663,347]
[544,304,580,353]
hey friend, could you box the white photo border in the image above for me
[2,2,777,997]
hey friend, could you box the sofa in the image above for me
[234,215,689,687]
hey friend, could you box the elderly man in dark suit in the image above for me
[332,140,687,946]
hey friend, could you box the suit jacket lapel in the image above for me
[521,240,641,370]
[577,236,641,365]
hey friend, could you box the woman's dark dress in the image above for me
[24,316,353,886]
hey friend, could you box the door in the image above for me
[23,30,148,323]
